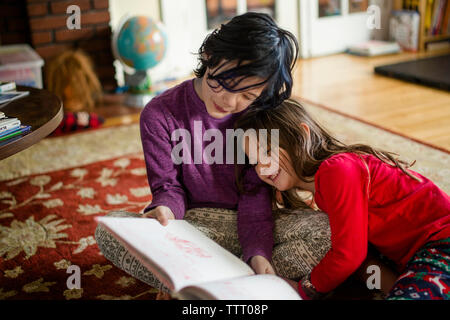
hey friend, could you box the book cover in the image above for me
[178,274,301,300]
[430,0,443,34]
[0,125,30,138]
[0,118,20,133]
[0,125,21,137]
[390,10,421,51]
[0,81,16,93]
[347,40,401,56]
[96,217,301,300]
[0,91,29,104]
[0,125,31,142]
[0,133,22,147]
[425,0,435,33]
[0,117,19,124]
[440,0,450,33]
[434,0,447,34]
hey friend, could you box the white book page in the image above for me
[96,217,255,292]
[178,274,302,300]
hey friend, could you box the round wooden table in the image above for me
[0,86,63,160]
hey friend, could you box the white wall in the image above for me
[109,0,160,30]
[160,0,209,80]
[299,0,375,58]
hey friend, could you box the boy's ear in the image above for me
[300,122,310,137]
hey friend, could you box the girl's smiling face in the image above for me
[244,134,301,192]
[195,61,266,119]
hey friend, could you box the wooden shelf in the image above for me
[424,33,450,42]
[393,0,450,51]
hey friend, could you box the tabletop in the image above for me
[0,86,63,161]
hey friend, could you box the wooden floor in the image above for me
[292,49,450,152]
[99,49,450,152]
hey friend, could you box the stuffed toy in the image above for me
[46,49,104,136]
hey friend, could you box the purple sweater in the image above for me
[139,79,273,262]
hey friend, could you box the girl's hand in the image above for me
[141,206,175,226]
[250,255,276,274]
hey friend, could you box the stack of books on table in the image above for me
[0,112,31,143]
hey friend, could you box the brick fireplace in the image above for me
[0,0,117,91]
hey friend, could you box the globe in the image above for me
[112,15,168,107]
[115,16,167,71]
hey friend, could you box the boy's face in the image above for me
[199,61,266,119]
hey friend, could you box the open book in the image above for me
[96,217,301,300]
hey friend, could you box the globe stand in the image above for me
[124,70,155,108]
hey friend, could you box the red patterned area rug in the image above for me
[0,153,157,300]
[0,100,448,300]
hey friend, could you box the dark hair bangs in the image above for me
[194,12,299,108]
[206,59,272,92]
[206,44,296,107]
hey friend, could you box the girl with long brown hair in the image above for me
[235,99,450,300]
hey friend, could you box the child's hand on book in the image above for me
[141,206,175,226]
[250,255,276,275]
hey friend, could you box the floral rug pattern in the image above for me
[0,154,156,300]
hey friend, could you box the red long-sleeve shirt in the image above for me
[309,153,450,294]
